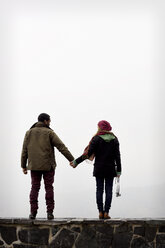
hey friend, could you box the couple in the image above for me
[21,113,121,220]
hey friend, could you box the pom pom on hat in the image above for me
[98,120,112,131]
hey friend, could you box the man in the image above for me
[21,113,74,220]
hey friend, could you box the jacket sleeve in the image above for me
[75,137,98,165]
[21,131,28,168]
[50,131,74,162]
[114,138,122,174]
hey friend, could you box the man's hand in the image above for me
[70,161,74,167]
[22,168,28,174]
[70,161,77,168]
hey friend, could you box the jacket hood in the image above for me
[99,133,115,142]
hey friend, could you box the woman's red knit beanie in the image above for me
[98,120,112,131]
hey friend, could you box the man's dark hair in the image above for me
[38,113,50,122]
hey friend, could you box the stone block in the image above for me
[134,226,145,236]
[112,223,133,248]
[0,226,17,245]
[156,234,165,245]
[70,226,81,233]
[116,223,133,233]
[13,245,38,248]
[75,225,113,248]
[112,231,133,248]
[95,233,113,248]
[150,241,156,248]
[145,226,157,242]
[95,224,114,248]
[0,240,4,245]
[52,226,61,236]
[95,224,114,235]
[0,219,14,224]
[12,219,33,225]
[131,237,152,248]
[18,228,49,245]
[146,220,165,226]
[75,225,98,248]
[159,226,165,233]
[50,228,78,248]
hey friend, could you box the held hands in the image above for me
[70,160,77,168]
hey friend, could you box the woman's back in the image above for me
[89,134,121,178]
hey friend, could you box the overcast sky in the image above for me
[0,0,165,218]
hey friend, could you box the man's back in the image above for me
[21,121,74,171]
[25,122,55,171]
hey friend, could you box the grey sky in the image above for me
[0,0,165,218]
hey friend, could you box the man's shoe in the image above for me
[47,212,54,220]
[104,212,111,219]
[99,212,104,219]
[29,212,37,219]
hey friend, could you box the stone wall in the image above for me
[0,218,165,248]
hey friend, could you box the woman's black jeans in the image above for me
[96,177,114,213]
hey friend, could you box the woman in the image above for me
[70,120,122,219]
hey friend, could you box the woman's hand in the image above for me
[70,160,77,168]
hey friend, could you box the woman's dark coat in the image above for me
[75,134,121,178]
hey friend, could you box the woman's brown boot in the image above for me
[99,212,104,219]
[104,212,111,219]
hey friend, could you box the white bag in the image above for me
[116,177,121,197]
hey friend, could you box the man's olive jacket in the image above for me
[21,122,74,171]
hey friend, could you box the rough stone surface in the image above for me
[50,228,78,248]
[112,223,133,248]
[95,232,113,248]
[0,240,4,245]
[75,225,98,248]
[134,226,145,236]
[70,226,81,233]
[75,224,113,248]
[95,224,113,248]
[113,231,133,248]
[145,220,165,229]
[18,228,49,245]
[95,224,113,236]
[52,226,61,236]
[156,245,165,248]
[116,222,133,233]
[0,218,165,248]
[145,226,157,242]
[159,226,165,233]
[156,234,165,244]
[131,237,151,248]
[0,226,17,245]
[150,242,156,248]
[13,245,38,248]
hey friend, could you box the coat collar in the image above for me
[35,122,48,128]
[30,122,52,129]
